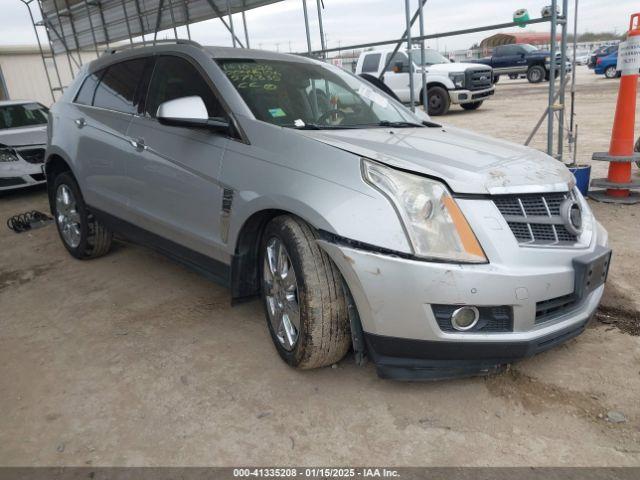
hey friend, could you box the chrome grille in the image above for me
[494,191,579,245]
[466,68,493,91]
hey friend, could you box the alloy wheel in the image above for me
[55,184,82,248]
[263,237,300,351]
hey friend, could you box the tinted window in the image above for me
[74,71,102,106]
[0,103,48,129]
[145,56,225,118]
[93,58,146,114]
[361,53,381,73]
[384,52,409,72]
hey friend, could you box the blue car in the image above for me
[595,51,620,78]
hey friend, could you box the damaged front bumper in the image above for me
[0,146,47,191]
[317,218,609,380]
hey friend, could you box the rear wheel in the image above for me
[52,172,113,259]
[461,101,483,111]
[260,215,351,369]
[604,66,618,79]
[426,86,450,116]
[527,65,545,83]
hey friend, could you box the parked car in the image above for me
[46,41,610,380]
[355,48,495,115]
[574,50,591,66]
[588,45,618,69]
[594,51,621,78]
[472,43,572,83]
[0,100,48,191]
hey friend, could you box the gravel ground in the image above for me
[0,67,639,467]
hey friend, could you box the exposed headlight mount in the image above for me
[362,159,487,263]
[0,148,19,163]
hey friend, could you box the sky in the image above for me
[1,0,637,53]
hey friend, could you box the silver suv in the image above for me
[46,41,611,380]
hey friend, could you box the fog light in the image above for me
[459,93,468,100]
[451,306,480,331]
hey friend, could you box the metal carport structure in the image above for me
[18,0,574,161]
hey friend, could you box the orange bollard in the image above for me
[590,13,640,204]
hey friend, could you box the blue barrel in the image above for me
[568,165,591,196]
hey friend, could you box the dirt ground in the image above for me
[0,67,639,467]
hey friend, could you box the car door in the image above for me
[382,52,411,102]
[71,58,147,214]
[125,54,230,262]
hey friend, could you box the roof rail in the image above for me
[102,39,203,56]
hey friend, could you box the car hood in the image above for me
[0,125,47,147]
[421,62,491,74]
[298,125,574,195]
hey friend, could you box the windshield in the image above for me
[217,58,427,129]
[520,44,538,53]
[409,49,450,66]
[0,103,48,130]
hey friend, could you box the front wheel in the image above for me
[527,65,545,83]
[52,172,113,259]
[604,66,618,79]
[461,101,483,111]
[260,215,351,369]
[426,86,451,116]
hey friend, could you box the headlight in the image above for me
[362,159,487,263]
[544,56,551,63]
[449,73,465,88]
[0,148,19,162]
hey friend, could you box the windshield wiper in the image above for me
[375,120,444,128]
[291,123,361,130]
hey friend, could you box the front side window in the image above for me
[145,56,225,119]
[361,53,381,73]
[217,58,426,130]
[93,58,146,114]
[0,103,48,129]
[384,52,410,72]
[409,49,450,66]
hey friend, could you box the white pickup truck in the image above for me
[355,48,495,115]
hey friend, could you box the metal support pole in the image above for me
[547,0,558,157]
[378,0,428,80]
[153,0,164,43]
[184,0,192,40]
[205,0,245,48]
[556,0,569,161]
[93,0,111,48]
[404,0,415,112]
[49,0,76,76]
[418,0,427,110]
[22,0,57,103]
[568,0,579,163]
[62,0,84,65]
[121,0,135,44]
[302,0,312,54]
[226,0,236,47]
[82,0,101,56]
[241,1,249,48]
[133,0,147,44]
[316,0,326,58]
[168,0,180,39]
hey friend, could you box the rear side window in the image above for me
[361,53,381,73]
[74,71,102,106]
[144,56,225,119]
[93,58,146,114]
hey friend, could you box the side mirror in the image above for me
[157,96,230,132]
[392,61,405,73]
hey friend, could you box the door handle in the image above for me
[74,118,86,128]
[129,138,147,151]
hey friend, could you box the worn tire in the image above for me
[461,101,483,111]
[426,86,450,116]
[260,215,351,369]
[52,172,113,260]
[527,65,545,83]
[604,66,618,79]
